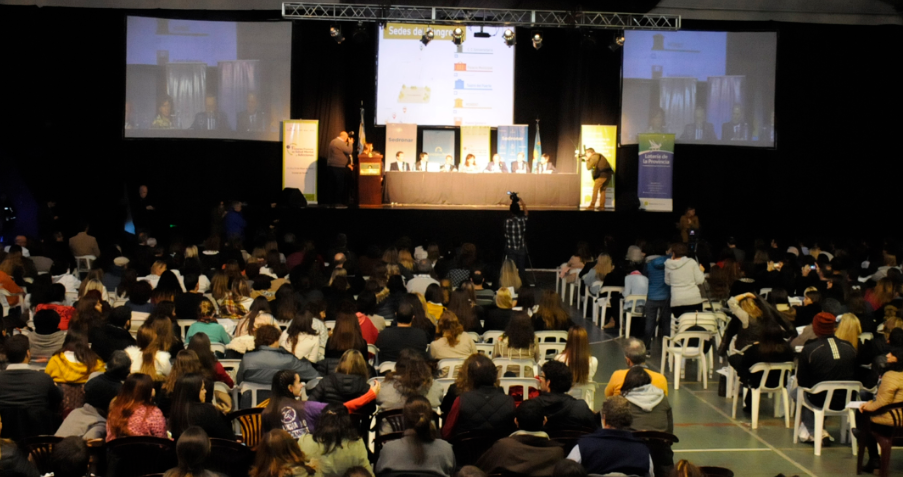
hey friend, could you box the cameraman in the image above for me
[504,194,528,274]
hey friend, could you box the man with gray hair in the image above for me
[567,395,653,476]
[604,338,668,397]
[406,258,439,296]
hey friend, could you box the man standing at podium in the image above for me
[328,131,354,207]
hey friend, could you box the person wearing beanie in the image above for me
[794,311,856,443]
[25,309,67,360]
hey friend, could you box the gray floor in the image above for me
[532,271,903,477]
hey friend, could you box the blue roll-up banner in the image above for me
[497,125,528,167]
[422,130,455,171]
[637,133,674,212]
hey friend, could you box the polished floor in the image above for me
[544,272,903,477]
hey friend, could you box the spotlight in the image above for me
[531,31,543,50]
[329,25,344,44]
[609,33,625,51]
[503,28,516,47]
[452,27,464,45]
[421,27,434,46]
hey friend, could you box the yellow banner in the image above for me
[383,23,466,41]
[283,120,319,203]
[579,125,618,209]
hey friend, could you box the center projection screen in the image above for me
[376,24,515,127]
[620,30,777,147]
[125,17,292,141]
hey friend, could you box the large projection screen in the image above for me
[125,17,291,141]
[620,30,777,147]
[376,24,515,127]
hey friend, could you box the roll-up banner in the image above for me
[497,125,528,168]
[422,130,456,172]
[637,133,675,212]
[282,119,319,204]
[579,125,618,210]
[385,123,418,168]
[460,125,491,169]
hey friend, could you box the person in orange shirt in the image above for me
[605,338,669,397]
[0,270,23,307]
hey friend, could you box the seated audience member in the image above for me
[485,287,515,331]
[356,291,387,332]
[533,290,572,331]
[164,427,221,477]
[127,280,155,313]
[424,283,446,321]
[567,395,653,477]
[229,299,277,357]
[620,366,673,433]
[173,273,205,321]
[407,293,439,342]
[793,288,822,328]
[604,338,668,397]
[187,334,235,389]
[236,325,318,397]
[144,308,184,356]
[169,373,233,441]
[431,310,477,360]
[105,373,166,441]
[376,396,456,477]
[125,326,171,380]
[90,306,136,362]
[309,350,372,407]
[0,335,63,438]
[377,349,443,433]
[442,354,516,438]
[552,460,586,477]
[794,311,856,443]
[35,283,76,330]
[157,351,206,415]
[448,289,483,334]
[298,403,373,477]
[855,338,903,473]
[493,311,541,365]
[407,259,440,296]
[535,361,597,432]
[25,308,67,360]
[45,330,105,384]
[250,429,317,477]
[185,298,231,346]
[281,311,322,362]
[475,398,565,477]
[733,317,794,412]
[325,311,369,359]
[374,301,430,363]
[48,436,91,477]
[56,351,130,440]
[555,326,598,385]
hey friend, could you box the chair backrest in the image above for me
[803,380,861,413]
[377,361,397,375]
[537,342,566,359]
[669,330,714,354]
[535,330,568,343]
[74,256,96,274]
[494,358,537,378]
[206,438,255,477]
[568,383,597,410]
[105,436,176,477]
[437,358,465,378]
[219,359,242,380]
[324,320,336,333]
[499,378,540,400]
[367,344,379,366]
[226,408,264,450]
[18,435,63,474]
[675,313,719,333]
[482,330,504,344]
[238,381,269,408]
[859,332,874,344]
[599,286,625,298]
[210,342,226,355]
[475,343,495,358]
[747,362,793,391]
[176,319,194,338]
[758,288,773,299]
[466,331,482,343]
[622,294,647,312]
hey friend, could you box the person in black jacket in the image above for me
[310,350,374,415]
[441,354,516,439]
[375,302,430,364]
[0,335,64,440]
[168,373,234,442]
[534,361,598,432]
[89,306,136,363]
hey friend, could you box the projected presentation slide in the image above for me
[125,17,291,141]
[376,24,515,127]
[620,31,776,147]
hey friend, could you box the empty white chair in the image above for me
[661,330,714,390]
[620,294,647,339]
[569,382,597,411]
[475,343,495,358]
[731,362,793,429]
[535,330,568,343]
[793,380,860,456]
[537,342,566,360]
[437,358,465,378]
[482,330,504,344]
[494,358,537,378]
[499,378,540,400]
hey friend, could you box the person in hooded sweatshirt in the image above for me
[25,309,68,360]
[309,349,374,415]
[643,241,671,351]
[620,366,673,476]
[664,242,706,319]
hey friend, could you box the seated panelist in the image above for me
[511,152,530,174]
[460,154,481,173]
[484,154,509,173]
[439,155,457,172]
[533,153,557,174]
[388,151,411,171]
[415,152,429,172]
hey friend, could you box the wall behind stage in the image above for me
[2,4,903,248]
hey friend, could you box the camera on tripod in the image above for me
[507,191,519,202]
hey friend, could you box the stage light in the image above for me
[421,27,434,46]
[452,27,464,45]
[609,33,625,51]
[329,25,344,44]
[503,28,516,47]
[531,31,543,50]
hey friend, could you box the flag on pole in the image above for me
[533,120,542,162]
[358,104,366,155]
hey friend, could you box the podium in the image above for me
[357,152,383,208]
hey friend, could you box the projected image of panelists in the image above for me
[124,17,291,141]
[619,31,776,147]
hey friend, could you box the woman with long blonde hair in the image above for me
[398,249,415,272]
[499,259,522,290]
[125,326,171,380]
[429,311,476,361]
[555,326,597,384]
[836,313,862,351]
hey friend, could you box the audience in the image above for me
[164,426,219,477]
[442,354,516,439]
[376,395,456,477]
[169,372,233,440]
[374,301,430,363]
[665,242,706,319]
[45,330,105,384]
[56,351,130,439]
[566,395,653,476]
[377,349,443,433]
[620,366,673,433]
[431,310,477,360]
[281,310,322,362]
[89,305,136,362]
[555,326,598,385]
[485,287,515,331]
[236,324,318,404]
[535,361,598,432]
[605,338,668,397]
[493,311,541,364]
[309,349,373,406]
[24,308,67,360]
[855,335,903,473]
[125,326,171,380]
[187,333,235,388]
[184,298,231,346]
[48,436,91,477]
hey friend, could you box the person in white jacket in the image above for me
[664,242,706,319]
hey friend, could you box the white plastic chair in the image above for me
[236,381,269,408]
[569,382,597,411]
[437,358,465,378]
[482,331,504,344]
[661,330,714,390]
[731,362,793,429]
[466,331,482,343]
[568,279,582,308]
[582,281,602,314]
[788,297,804,307]
[535,330,568,343]
[556,263,566,298]
[367,344,379,366]
[377,361,396,375]
[858,332,874,344]
[475,343,495,358]
[499,378,540,400]
[74,255,96,277]
[620,294,647,338]
[758,288,773,300]
[324,320,336,334]
[592,286,624,327]
[793,380,859,456]
[537,342,566,360]
[494,358,537,378]
[210,343,226,355]
[129,312,150,337]
[219,359,242,381]
[176,319,194,338]
[437,378,456,400]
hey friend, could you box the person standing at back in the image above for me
[328,131,354,207]
[664,242,705,319]
[643,241,671,352]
